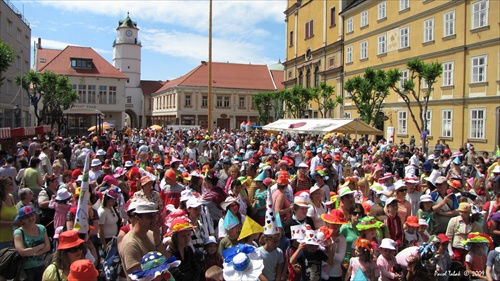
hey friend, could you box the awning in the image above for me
[261,118,382,135]
[63,108,104,116]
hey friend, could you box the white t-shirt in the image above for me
[39,152,52,176]
[98,206,119,239]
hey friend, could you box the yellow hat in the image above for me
[238,216,264,240]
[458,202,471,214]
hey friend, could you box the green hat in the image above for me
[356,216,384,231]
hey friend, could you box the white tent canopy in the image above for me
[262,118,382,135]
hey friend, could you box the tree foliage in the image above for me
[253,90,285,125]
[16,70,78,126]
[344,67,390,127]
[386,58,442,152]
[0,40,15,87]
[310,82,343,118]
[284,85,312,118]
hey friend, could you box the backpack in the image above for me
[102,237,121,281]
[0,229,24,280]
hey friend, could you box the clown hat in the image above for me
[302,229,322,246]
[129,251,180,281]
[356,216,384,231]
[223,210,240,231]
[238,216,264,240]
[222,244,264,281]
[290,225,306,241]
[253,171,266,182]
[461,232,493,251]
[264,193,279,235]
[166,216,196,236]
[321,209,348,225]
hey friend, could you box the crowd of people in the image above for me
[0,126,499,281]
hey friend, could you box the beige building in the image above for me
[0,0,31,127]
[150,62,284,129]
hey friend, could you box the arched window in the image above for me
[306,68,311,88]
[314,66,320,87]
[298,70,303,87]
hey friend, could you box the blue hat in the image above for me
[253,171,266,182]
[223,210,240,230]
[128,251,180,281]
[453,157,461,165]
[422,161,432,173]
[295,145,300,151]
[15,205,35,221]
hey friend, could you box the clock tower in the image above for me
[113,13,143,127]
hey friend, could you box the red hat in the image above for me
[263,178,273,187]
[68,259,99,281]
[165,169,176,181]
[438,233,450,243]
[71,169,82,179]
[406,216,420,228]
[334,155,341,161]
[321,209,348,225]
[57,230,85,250]
[323,154,332,160]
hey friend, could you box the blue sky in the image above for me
[17,0,287,81]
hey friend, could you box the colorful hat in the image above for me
[354,238,373,252]
[448,179,462,190]
[113,167,127,178]
[356,216,384,231]
[437,233,450,244]
[221,196,239,211]
[264,193,280,235]
[338,186,355,198]
[294,193,310,207]
[238,216,264,240]
[129,251,180,281]
[55,188,72,201]
[58,230,85,250]
[458,202,472,214]
[406,216,420,228]
[317,226,333,242]
[263,178,273,187]
[405,177,420,184]
[276,172,290,185]
[302,229,322,246]
[223,210,240,230]
[461,232,493,250]
[167,216,196,235]
[253,171,266,182]
[379,172,394,182]
[15,205,35,221]
[453,157,461,165]
[321,209,348,225]
[222,244,264,281]
[290,225,307,241]
[68,259,99,281]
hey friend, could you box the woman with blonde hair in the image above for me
[224,165,240,193]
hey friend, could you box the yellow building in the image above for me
[283,0,346,118]
[340,0,499,152]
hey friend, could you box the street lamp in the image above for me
[13,104,21,127]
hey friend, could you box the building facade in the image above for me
[283,0,347,118]
[341,0,499,152]
[0,0,31,127]
[150,62,284,129]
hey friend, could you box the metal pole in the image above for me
[207,0,213,133]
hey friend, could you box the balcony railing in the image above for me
[3,0,30,27]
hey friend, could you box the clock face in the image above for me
[126,30,133,37]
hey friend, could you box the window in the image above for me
[7,20,12,35]
[442,62,454,86]
[185,95,191,106]
[216,96,223,107]
[360,41,368,60]
[400,26,409,48]
[16,29,21,42]
[126,96,132,104]
[424,18,434,43]
[202,96,208,107]
[6,80,12,94]
[378,34,386,55]
[398,111,408,134]
[399,70,409,90]
[314,66,320,87]
[16,56,21,69]
[88,85,96,103]
[360,11,368,28]
[470,109,485,139]
[330,7,336,26]
[99,86,107,104]
[472,0,488,29]
[346,46,353,63]
[109,86,117,104]
[289,31,294,47]
[298,70,303,87]
[400,0,409,11]
[288,71,292,79]
[423,110,432,136]
[78,85,86,103]
[347,17,353,33]
[71,59,92,68]
[223,97,230,107]
[378,1,386,20]
[471,55,487,83]
[444,11,455,37]
[344,112,352,118]
[442,110,453,137]
[239,97,245,108]
[329,57,335,68]
[306,68,311,88]
[305,20,314,39]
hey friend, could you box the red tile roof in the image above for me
[156,62,284,92]
[35,48,61,71]
[141,80,166,95]
[270,70,285,90]
[37,46,128,79]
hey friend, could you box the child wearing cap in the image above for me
[417,194,435,234]
[290,229,334,281]
[201,236,223,276]
[435,234,452,281]
[49,188,74,233]
[345,238,380,281]
[377,238,401,281]
[403,216,422,248]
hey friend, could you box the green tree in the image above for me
[387,58,442,153]
[344,67,390,127]
[0,40,15,88]
[284,85,312,118]
[16,70,78,126]
[253,90,286,125]
[310,82,343,118]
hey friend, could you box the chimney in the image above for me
[201,61,206,65]
[37,38,42,49]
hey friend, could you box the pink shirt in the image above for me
[377,255,397,281]
[272,189,291,222]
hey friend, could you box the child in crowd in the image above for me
[417,194,435,234]
[377,238,402,281]
[286,225,305,281]
[201,236,223,276]
[464,232,491,280]
[218,211,241,252]
[205,266,223,281]
[403,216,422,248]
[435,234,452,281]
[417,219,430,244]
[49,188,73,232]
[290,229,334,281]
[345,238,380,281]
[384,198,403,248]
[258,233,285,281]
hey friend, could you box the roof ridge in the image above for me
[38,46,67,72]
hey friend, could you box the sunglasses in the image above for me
[352,212,363,216]
[67,245,84,253]
[397,189,407,192]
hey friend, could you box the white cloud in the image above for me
[30,37,111,54]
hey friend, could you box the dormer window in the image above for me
[70,58,93,69]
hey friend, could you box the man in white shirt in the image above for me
[408,149,421,176]
[39,146,53,176]
[89,159,103,186]
[309,148,323,175]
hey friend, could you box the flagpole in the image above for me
[208,0,213,133]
